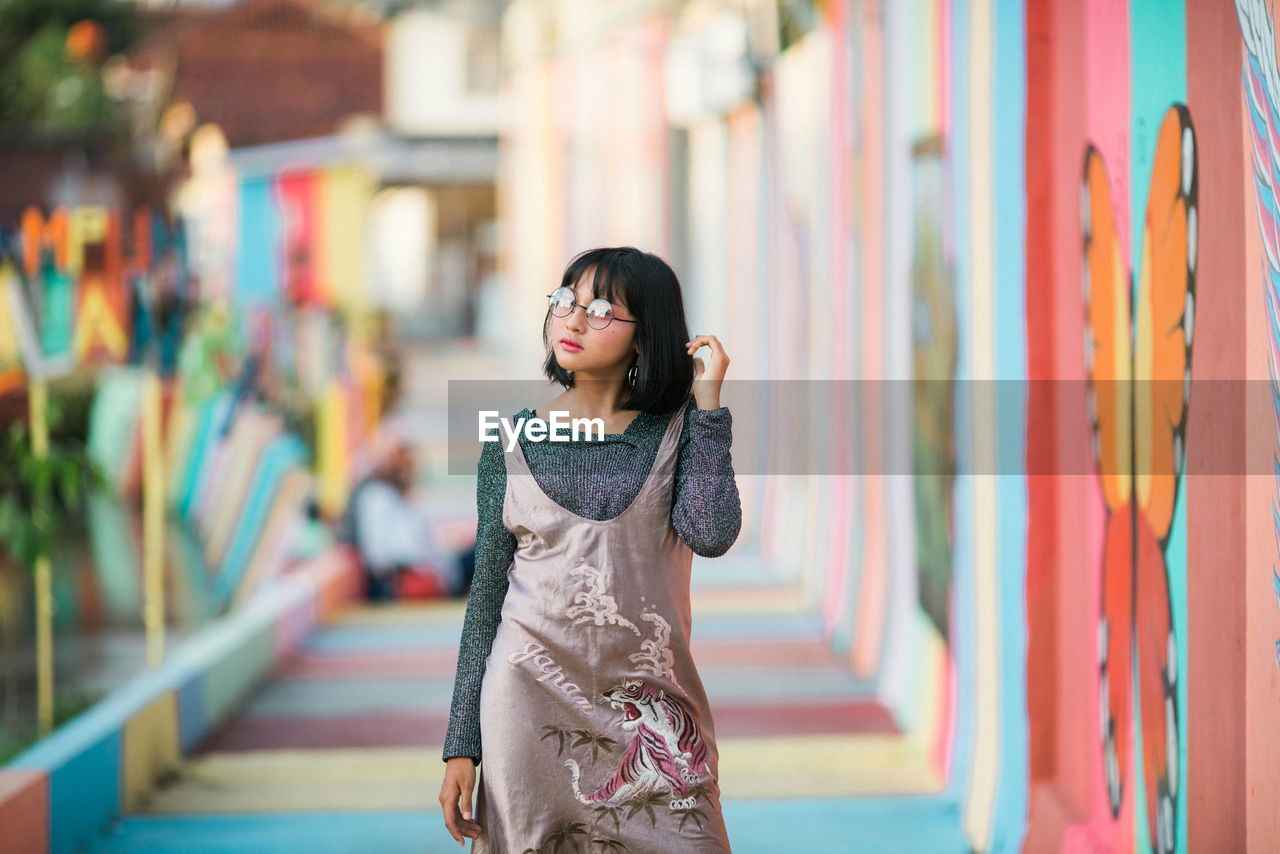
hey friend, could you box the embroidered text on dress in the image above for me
[566,563,642,636]
[507,641,595,713]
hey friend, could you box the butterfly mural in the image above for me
[1235,0,1280,672]
[1081,104,1195,854]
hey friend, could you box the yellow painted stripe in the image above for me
[141,732,944,816]
[123,692,181,813]
[141,747,440,814]
[693,585,811,615]
[334,601,469,627]
[717,733,944,798]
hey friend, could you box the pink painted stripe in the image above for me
[931,647,955,780]
[278,641,856,678]
[276,650,458,680]
[201,697,898,754]
[199,713,449,752]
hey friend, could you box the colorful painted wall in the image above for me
[1,147,387,519]
[499,0,1278,850]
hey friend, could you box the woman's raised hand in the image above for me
[687,334,729,410]
[439,757,482,846]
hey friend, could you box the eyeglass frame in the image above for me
[545,287,639,330]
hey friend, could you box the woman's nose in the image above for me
[564,306,587,332]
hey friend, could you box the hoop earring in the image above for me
[626,354,640,386]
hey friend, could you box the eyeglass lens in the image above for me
[548,287,618,329]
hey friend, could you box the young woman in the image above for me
[438,247,740,852]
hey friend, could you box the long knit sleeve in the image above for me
[441,400,740,767]
[441,437,515,766]
[672,405,741,557]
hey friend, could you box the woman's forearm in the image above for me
[672,406,741,558]
[442,441,516,764]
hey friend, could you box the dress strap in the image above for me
[501,409,533,477]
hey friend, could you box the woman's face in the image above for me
[550,268,637,376]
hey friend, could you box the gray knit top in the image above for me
[442,399,740,765]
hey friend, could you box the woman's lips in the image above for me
[560,339,583,352]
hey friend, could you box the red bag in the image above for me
[395,567,448,599]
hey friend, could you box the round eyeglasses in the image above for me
[546,286,638,330]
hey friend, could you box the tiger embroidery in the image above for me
[564,678,711,810]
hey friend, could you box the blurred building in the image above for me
[495,0,783,371]
[120,0,507,340]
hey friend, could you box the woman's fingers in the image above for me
[439,786,463,844]
[686,334,721,347]
[686,335,729,361]
[439,780,482,845]
[460,783,474,824]
[687,335,729,389]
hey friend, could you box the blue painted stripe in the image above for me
[990,0,1030,850]
[49,731,121,854]
[85,798,968,854]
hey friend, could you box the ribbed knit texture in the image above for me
[441,400,740,765]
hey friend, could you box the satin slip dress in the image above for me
[472,398,733,853]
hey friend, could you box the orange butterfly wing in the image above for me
[1082,144,1135,819]
[1083,147,1133,514]
[1135,106,1195,541]
[1133,103,1195,854]
[1081,105,1194,854]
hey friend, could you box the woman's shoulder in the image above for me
[479,411,529,468]
[478,433,506,468]
[631,395,694,439]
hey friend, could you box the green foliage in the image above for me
[176,304,245,406]
[0,0,138,140]
[777,0,822,53]
[0,685,101,764]
[0,400,110,571]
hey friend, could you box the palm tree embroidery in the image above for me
[568,728,619,763]
[621,790,669,828]
[672,804,709,832]
[590,802,625,835]
[541,724,617,762]
[534,820,589,854]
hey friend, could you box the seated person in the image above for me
[345,438,473,601]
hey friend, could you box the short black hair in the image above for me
[542,247,694,415]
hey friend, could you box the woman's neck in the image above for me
[537,387,640,434]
